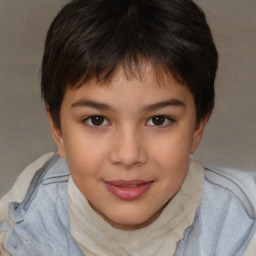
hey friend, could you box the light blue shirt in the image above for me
[1,155,256,255]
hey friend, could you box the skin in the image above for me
[48,63,208,230]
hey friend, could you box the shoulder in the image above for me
[0,153,54,255]
[176,164,256,256]
[204,165,256,219]
[196,166,256,255]
[0,152,55,222]
[0,154,77,255]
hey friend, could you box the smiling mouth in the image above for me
[105,180,154,200]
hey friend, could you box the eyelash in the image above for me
[146,116,175,127]
[82,115,110,128]
[81,115,175,129]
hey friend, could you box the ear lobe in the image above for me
[190,113,210,153]
[46,108,66,158]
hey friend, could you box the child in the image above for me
[0,0,256,255]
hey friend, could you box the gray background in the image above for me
[0,0,255,197]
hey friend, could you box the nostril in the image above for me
[109,144,147,167]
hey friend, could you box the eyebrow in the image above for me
[71,98,186,111]
[71,100,112,111]
[142,99,186,111]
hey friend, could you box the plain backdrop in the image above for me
[0,0,255,197]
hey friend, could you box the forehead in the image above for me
[73,61,184,90]
[63,62,194,112]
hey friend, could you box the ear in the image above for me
[190,113,210,153]
[46,107,66,158]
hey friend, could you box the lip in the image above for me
[105,180,154,200]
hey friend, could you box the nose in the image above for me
[109,128,148,168]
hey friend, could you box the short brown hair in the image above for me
[41,0,218,128]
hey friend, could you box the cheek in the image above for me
[149,132,192,194]
[152,132,192,166]
[62,131,107,173]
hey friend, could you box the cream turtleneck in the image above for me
[68,159,205,256]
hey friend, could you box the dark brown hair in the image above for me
[41,0,218,128]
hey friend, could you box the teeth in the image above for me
[119,184,138,188]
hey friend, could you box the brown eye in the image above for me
[84,115,109,127]
[152,116,165,125]
[146,115,174,127]
[91,116,104,126]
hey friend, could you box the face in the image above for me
[49,64,207,230]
